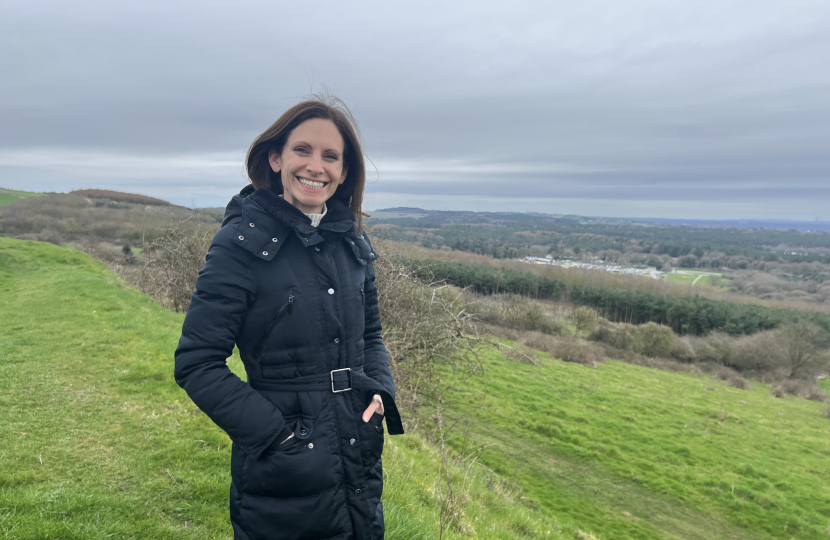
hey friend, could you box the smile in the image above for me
[297,177,327,190]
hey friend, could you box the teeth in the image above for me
[298,177,325,189]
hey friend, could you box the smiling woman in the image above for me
[268,118,348,214]
[246,98,367,231]
[174,97,401,540]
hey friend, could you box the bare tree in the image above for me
[134,220,214,312]
[776,322,829,378]
[373,241,485,424]
[572,306,599,337]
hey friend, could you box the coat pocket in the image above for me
[242,434,338,498]
[360,412,385,469]
[252,292,295,358]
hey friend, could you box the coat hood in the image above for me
[223,185,356,235]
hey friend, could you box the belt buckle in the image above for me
[330,368,352,393]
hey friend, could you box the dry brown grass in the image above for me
[0,193,219,246]
[69,189,172,206]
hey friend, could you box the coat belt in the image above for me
[248,369,404,435]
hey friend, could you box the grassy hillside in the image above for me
[3,237,828,539]
[0,238,562,539]
[439,351,830,539]
[0,187,44,206]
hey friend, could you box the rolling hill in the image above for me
[2,237,828,538]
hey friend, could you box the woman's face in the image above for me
[269,118,347,214]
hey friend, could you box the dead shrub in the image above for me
[589,321,674,358]
[726,376,752,391]
[728,330,786,374]
[468,294,566,335]
[774,323,829,378]
[670,337,697,363]
[536,336,606,367]
[114,219,214,312]
[374,241,485,423]
[688,333,735,365]
[770,379,828,402]
[711,365,738,381]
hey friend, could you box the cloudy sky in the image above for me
[1,0,828,219]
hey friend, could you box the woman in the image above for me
[174,98,403,540]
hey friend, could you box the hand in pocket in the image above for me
[362,394,384,422]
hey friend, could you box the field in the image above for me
[0,238,563,539]
[2,237,829,539]
[439,349,830,539]
[0,187,44,206]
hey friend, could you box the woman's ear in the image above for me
[268,150,282,174]
[338,166,348,185]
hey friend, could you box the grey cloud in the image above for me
[1,0,828,218]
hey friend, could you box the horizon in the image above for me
[6,185,830,230]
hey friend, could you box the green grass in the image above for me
[0,187,44,206]
[438,348,830,540]
[0,238,565,539]
[4,237,829,540]
[665,270,731,290]
[664,273,699,284]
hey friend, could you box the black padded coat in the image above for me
[174,186,403,540]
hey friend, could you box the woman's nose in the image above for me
[307,152,324,174]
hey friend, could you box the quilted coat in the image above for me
[174,185,403,540]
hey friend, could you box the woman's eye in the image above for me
[294,146,309,154]
[325,154,339,161]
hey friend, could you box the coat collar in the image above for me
[247,187,356,234]
[224,186,358,262]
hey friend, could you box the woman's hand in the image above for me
[362,394,384,422]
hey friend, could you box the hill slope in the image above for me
[0,238,562,539]
[0,187,44,206]
[0,191,220,246]
[3,237,828,539]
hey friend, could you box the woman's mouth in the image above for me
[297,176,326,191]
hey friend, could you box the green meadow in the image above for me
[440,351,830,539]
[0,188,43,206]
[0,238,563,539]
[1,237,828,539]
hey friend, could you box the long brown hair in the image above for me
[246,96,367,230]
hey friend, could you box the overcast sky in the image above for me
[1,0,828,219]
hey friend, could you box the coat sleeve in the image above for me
[174,230,288,459]
[362,258,396,400]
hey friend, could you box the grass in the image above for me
[664,273,699,284]
[0,238,564,539]
[437,347,830,540]
[665,270,731,290]
[0,187,44,206]
[4,237,829,540]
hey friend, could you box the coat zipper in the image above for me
[253,294,294,358]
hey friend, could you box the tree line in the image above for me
[407,258,830,336]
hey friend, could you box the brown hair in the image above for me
[246,96,367,231]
